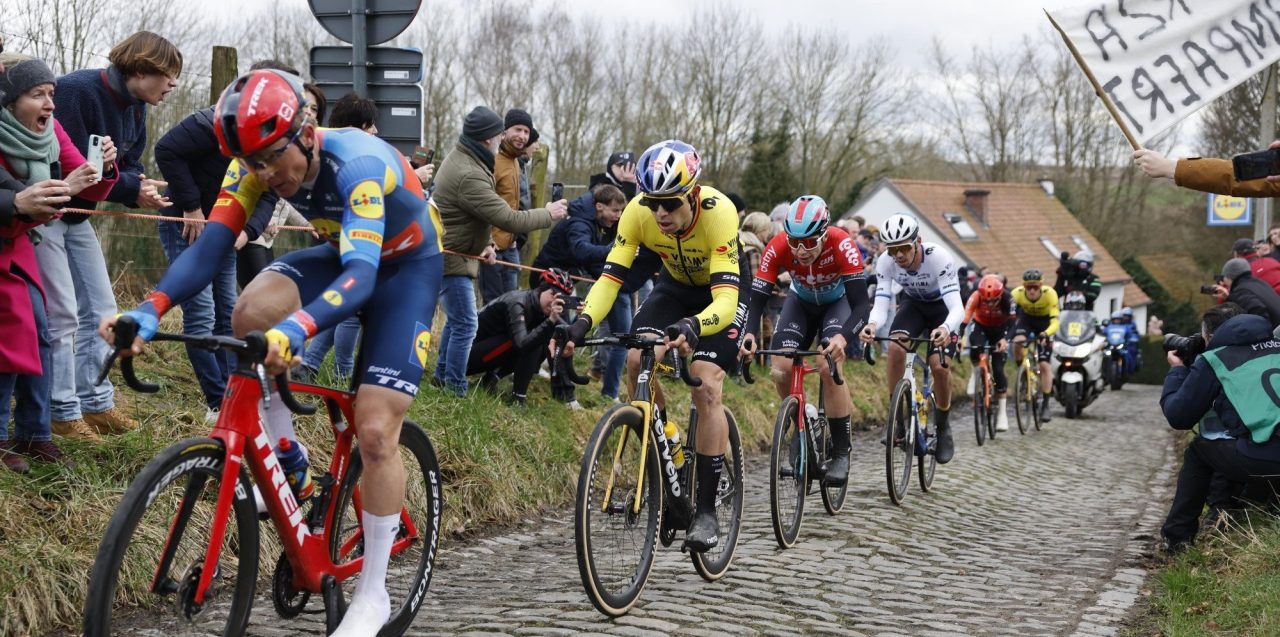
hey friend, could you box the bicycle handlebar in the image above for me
[868,335,952,369]
[98,316,317,415]
[745,338,845,386]
[552,329,702,387]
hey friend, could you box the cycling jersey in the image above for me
[1012,285,1060,336]
[963,290,1015,330]
[754,227,864,305]
[581,186,741,335]
[868,242,964,334]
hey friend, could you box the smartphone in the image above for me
[86,134,104,178]
[1232,147,1280,181]
[551,182,564,201]
[410,145,433,168]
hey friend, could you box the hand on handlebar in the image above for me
[822,334,847,365]
[264,328,302,377]
[98,311,156,357]
[929,325,951,348]
[738,333,757,360]
[665,318,698,357]
[859,322,877,344]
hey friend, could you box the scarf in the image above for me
[458,134,496,173]
[0,107,58,184]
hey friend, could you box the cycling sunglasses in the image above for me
[640,196,684,213]
[245,127,305,171]
[1023,283,1042,291]
[886,243,913,256]
[786,236,822,251]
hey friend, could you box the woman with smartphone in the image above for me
[0,55,118,469]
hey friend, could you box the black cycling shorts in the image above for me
[771,295,849,350]
[968,323,1009,393]
[889,297,954,359]
[633,272,744,374]
[1014,314,1053,362]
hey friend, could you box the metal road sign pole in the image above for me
[352,0,367,96]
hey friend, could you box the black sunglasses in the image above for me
[640,196,683,213]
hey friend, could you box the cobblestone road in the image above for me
[128,384,1177,637]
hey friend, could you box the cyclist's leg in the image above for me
[768,296,812,399]
[687,322,738,550]
[816,300,851,419]
[885,299,928,395]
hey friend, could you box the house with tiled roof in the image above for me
[846,178,1151,326]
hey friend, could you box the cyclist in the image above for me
[560,139,747,552]
[739,195,869,485]
[962,274,1016,432]
[857,213,963,464]
[1011,268,1059,422]
[97,69,442,637]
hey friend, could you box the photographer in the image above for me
[1054,250,1102,311]
[1159,303,1280,552]
[465,268,579,408]
[1217,258,1280,327]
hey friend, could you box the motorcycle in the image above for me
[1102,322,1130,390]
[1049,295,1107,419]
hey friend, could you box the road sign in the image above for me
[314,82,424,156]
[310,46,422,85]
[1207,193,1252,227]
[308,0,422,45]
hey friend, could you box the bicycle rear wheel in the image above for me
[972,371,988,446]
[575,405,660,617]
[769,397,806,548]
[328,421,442,635]
[985,374,998,442]
[84,437,260,637]
[886,379,913,505]
[692,408,745,581]
[1014,366,1032,435]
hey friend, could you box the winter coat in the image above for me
[1175,156,1280,197]
[0,119,117,374]
[491,140,522,250]
[1225,272,1280,327]
[533,190,613,277]
[52,66,147,223]
[432,139,555,278]
[1246,254,1280,295]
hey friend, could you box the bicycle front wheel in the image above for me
[1014,366,1032,435]
[973,371,988,446]
[886,379,913,505]
[328,420,442,635]
[820,426,850,515]
[769,396,806,548]
[919,393,938,492]
[84,437,260,637]
[575,405,660,617]
[692,408,745,581]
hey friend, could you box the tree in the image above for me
[1198,74,1276,157]
[741,111,797,212]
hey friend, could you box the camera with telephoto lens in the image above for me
[1162,332,1206,366]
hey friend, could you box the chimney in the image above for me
[963,189,990,227]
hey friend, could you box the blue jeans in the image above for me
[478,247,520,305]
[433,275,479,396]
[302,316,361,377]
[158,221,237,409]
[34,219,116,420]
[0,277,52,441]
[601,293,632,399]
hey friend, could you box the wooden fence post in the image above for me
[211,46,239,104]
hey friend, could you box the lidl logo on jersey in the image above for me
[323,290,343,306]
[350,181,384,219]
[409,322,431,369]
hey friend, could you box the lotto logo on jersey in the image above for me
[323,290,343,306]
[409,322,431,369]
[349,182,384,219]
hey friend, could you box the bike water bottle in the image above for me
[277,438,315,501]
[662,420,686,469]
[804,403,819,426]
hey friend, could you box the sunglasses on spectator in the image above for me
[886,243,913,256]
[640,196,683,213]
[787,236,822,251]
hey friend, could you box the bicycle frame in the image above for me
[1018,333,1042,402]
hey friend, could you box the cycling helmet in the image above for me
[1022,268,1043,284]
[880,213,920,245]
[783,195,830,239]
[214,69,310,158]
[978,274,1004,301]
[1111,310,1124,321]
[539,268,574,295]
[636,139,701,197]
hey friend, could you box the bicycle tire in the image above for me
[973,371,987,446]
[1032,379,1045,431]
[84,437,260,637]
[328,420,442,636]
[769,397,806,548]
[1014,366,1031,435]
[918,393,937,492]
[691,408,744,581]
[886,379,913,505]
[574,405,660,617]
[986,372,998,442]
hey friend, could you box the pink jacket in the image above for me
[0,119,117,374]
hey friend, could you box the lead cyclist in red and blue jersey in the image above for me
[98,70,442,636]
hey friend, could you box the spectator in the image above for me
[1267,226,1280,263]
[1217,258,1280,326]
[327,91,377,132]
[40,31,182,438]
[518,127,538,211]
[430,106,567,396]
[957,266,978,305]
[479,108,534,305]
[724,191,746,221]
[154,60,302,420]
[1231,237,1280,294]
[467,268,577,407]
[587,151,637,201]
[739,211,786,360]
[1159,304,1280,552]
[0,55,118,466]
[1256,238,1272,258]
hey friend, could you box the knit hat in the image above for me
[0,58,56,108]
[1232,238,1258,255]
[528,126,539,145]
[504,108,532,131]
[1223,257,1252,282]
[463,106,505,141]
[607,151,635,168]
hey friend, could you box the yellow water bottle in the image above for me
[663,420,686,468]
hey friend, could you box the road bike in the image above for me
[1013,333,1047,434]
[560,329,744,617]
[970,341,996,446]
[871,336,950,506]
[742,340,848,549]
[84,317,441,636]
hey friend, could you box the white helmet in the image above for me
[880,213,920,245]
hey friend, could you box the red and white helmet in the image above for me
[213,69,310,158]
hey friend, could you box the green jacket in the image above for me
[433,139,554,278]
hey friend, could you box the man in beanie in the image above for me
[1219,257,1280,327]
[588,150,637,200]
[480,108,535,304]
[1231,237,1280,294]
[431,106,568,397]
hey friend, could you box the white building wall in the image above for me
[850,187,970,266]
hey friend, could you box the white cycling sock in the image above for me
[333,510,398,636]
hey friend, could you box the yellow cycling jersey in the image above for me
[1012,285,1060,335]
[581,186,742,335]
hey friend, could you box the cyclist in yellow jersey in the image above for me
[1011,268,1058,421]
[562,139,747,553]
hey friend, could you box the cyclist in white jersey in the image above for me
[858,213,964,463]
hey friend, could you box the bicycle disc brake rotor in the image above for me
[175,563,216,619]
